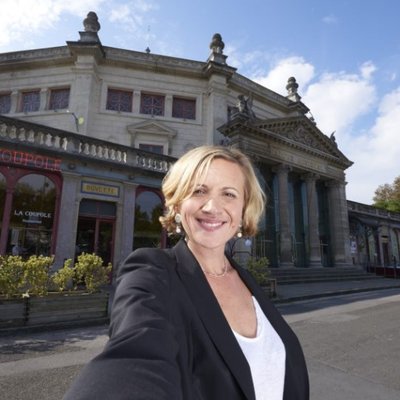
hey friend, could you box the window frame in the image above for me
[48,87,70,111]
[172,96,196,120]
[20,90,40,112]
[140,93,165,116]
[106,88,133,112]
[0,92,11,114]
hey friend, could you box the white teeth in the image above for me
[200,220,223,228]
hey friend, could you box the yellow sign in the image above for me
[81,182,120,198]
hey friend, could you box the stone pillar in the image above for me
[276,165,294,267]
[0,187,14,254]
[53,172,81,268]
[304,174,323,267]
[113,182,137,278]
[327,180,352,267]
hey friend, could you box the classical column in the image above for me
[53,172,81,268]
[327,180,352,267]
[114,182,137,276]
[304,174,323,267]
[276,164,294,267]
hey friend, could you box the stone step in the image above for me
[268,267,379,285]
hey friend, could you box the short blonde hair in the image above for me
[159,145,266,237]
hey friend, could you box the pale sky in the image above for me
[1,0,400,205]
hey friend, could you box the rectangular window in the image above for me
[139,144,164,154]
[106,89,133,112]
[140,93,165,116]
[20,90,40,112]
[0,93,11,114]
[49,88,70,110]
[172,97,196,120]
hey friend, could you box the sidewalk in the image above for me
[272,277,400,303]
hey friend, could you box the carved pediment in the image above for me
[256,116,352,166]
[218,115,353,169]
[127,121,177,139]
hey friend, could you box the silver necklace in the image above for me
[201,258,228,278]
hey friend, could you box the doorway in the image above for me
[75,199,116,265]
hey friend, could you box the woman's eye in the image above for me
[193,188,205,195]
[225,192,237,198]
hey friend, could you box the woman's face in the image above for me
[178,158,245,254]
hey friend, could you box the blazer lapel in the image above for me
[173,240,256,400]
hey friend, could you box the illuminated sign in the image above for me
[81,181,120,198]
[0,148,61,171]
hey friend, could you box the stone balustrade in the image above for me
[0,115,174,173]
[347,200,400,222]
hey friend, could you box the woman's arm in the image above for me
[63,249,183,400]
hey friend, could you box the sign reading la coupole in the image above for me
[0,148,62,171]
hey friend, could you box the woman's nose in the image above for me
[201,197,221,213]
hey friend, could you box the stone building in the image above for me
[0,11,386,275]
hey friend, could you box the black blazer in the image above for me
[64,240,309,400]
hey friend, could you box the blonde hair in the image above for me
[159,145,266,237]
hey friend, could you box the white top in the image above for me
[232,297,286,400]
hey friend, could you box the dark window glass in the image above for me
[21,91,40,112]
[79,199,116,217]
[172,97,196,119]
[140,93,165,116]
[139,144,164,154]
[8,174,56,256]
[49,88,70,110]
[133,190,163,249]
[0,93,11,113]
[106,89,133,112]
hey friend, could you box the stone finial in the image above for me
[286,77,302,102]
[210,33,225,54]
[83,12,101,33]
[207,33,228,65]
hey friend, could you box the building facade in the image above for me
[1,11,396,275]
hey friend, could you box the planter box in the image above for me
[0,298,28,329]
[0,291,109,331]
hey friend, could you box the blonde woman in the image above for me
[64,145,309,400]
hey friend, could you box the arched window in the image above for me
[133,189,163,249]
[8,174,56,256]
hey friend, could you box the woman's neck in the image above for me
[186,239,227,275]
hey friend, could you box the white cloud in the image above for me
[345,87,400,203]
[252,56,315,95]
[322,14,338,24]
[0,0,106,47]
[303,64,376,138]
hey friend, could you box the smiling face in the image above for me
[178,158,245,255]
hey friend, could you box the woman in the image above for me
[64,145,309,400]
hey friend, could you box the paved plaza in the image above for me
[0,284,399,399]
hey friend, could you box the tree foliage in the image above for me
[373,176,400,213]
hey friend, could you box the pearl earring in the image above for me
[175,213,182,234]
[236,223,243,238]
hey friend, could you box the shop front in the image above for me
[0,151,62,258]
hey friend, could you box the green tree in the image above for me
[373,176,400,213]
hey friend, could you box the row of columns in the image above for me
[275,164,351,268]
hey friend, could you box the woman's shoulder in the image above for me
[117,246,176,278]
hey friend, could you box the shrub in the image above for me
[74,253,112,293]
[246,257,270,286]
[22,255,53,296]
[0,255,25,298]
[52,259,75,292]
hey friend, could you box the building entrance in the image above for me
[75,199,116,265]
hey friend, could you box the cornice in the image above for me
[0,47,72,71]
[219,116,353,169]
